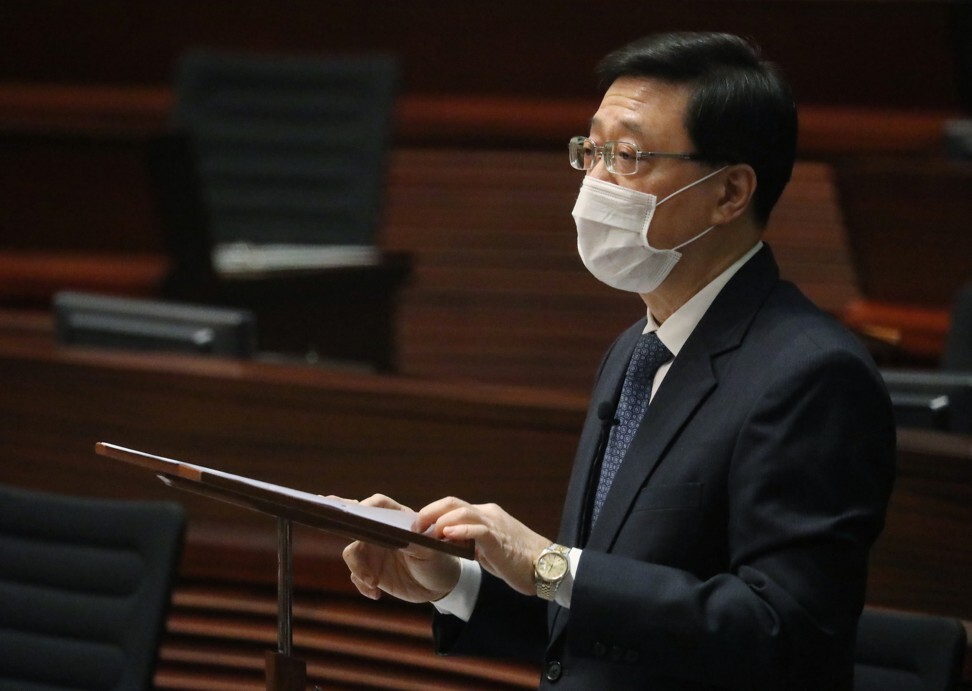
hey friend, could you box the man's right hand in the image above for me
[341,493,462,603]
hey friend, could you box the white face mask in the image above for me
[572,167,727,293]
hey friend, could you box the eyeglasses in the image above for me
[568,136,711,176]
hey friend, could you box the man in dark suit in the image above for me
[343,32,895,689]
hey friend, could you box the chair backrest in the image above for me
[0,483,186,690]
[169,50,398,249]
[855,607,967,691]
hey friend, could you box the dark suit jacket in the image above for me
[434,246,896,690]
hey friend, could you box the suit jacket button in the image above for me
[593,642,607,657]
[624,649,640,663]
[545,660,563,682]
[610,645,624,661]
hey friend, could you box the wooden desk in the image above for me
[868,428,972,686]
[0,310,587,539]
[868,428,972,621]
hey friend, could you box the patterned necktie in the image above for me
[591,331,672,524]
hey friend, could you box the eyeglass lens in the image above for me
[568,137,638,175]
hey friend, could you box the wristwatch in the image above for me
[534,543,571,601]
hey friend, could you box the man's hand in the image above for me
[341,494,461,603]
[415,497,551,596]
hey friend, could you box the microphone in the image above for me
[597,400,618,428]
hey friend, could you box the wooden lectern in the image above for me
[94,442,472,691]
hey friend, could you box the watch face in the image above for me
[537,551,568,580]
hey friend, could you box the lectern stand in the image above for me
[266,518,307,690]
[94,441,473,691]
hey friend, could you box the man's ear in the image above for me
[711,164,757,226]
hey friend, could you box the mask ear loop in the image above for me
[654,166,729,252]
[657,165,728,206]
[670,223,716,252]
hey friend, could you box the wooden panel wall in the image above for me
[2,0,965,384]
[1,1,965,112]
[163,533,540,690]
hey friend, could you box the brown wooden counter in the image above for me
[0,309,587,538]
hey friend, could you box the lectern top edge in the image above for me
[94,441,475,559]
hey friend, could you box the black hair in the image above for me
[596,32,798,227]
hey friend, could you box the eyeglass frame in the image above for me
[568,136,721,176]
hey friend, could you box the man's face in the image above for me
[587,76,721,251]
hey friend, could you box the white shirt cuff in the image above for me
[430,548,582,619]
[555,547,581,609]
[432,557,481,622]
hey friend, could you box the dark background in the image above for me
[1,0,968,112]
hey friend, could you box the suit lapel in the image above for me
[549,321,644,635]
[584,246,780,553]
[583,349,716,549]
[557,321,646,548]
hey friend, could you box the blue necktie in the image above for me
[592,331,672,524]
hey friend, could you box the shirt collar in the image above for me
[646,242,763,357]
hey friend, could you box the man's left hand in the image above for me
[412,497,551,596]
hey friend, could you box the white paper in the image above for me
[193,462,419,531]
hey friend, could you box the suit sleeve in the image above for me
[567,343,896,690]
[433,570,549,663]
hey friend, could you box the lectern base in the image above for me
[265,650,307,690]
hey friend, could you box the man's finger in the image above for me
[414,496,470,532]
[361,493,411,511]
